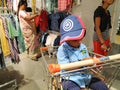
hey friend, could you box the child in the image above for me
[57,15,108,90]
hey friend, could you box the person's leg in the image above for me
[89,77,108,90]
[62,80,81,90]
[29,34,41,60]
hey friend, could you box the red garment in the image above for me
[93,39,110,57]
[35,10,49,32]
[58,0,72,12]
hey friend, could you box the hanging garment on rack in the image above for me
[58,0,72,12]
[0,17,11,56]
[53,35,60,46]
[13,0,19,12]
[41,32,49,46]
[45,30,59,47]
[49,12,60,31]
[36,0,46,11]
[0,15,20,63]
[14,15,26,53]
[7,18,18,39]
[6,16,20,63]
[45,0,53,13]
[35,9,49,33]
[0,46,5,69]
[48,11,70,31]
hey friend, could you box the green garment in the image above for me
[7,18,18,39]
[14,16,26,52]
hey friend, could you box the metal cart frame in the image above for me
[40,46,120,90]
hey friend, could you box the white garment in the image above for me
[36,0,45,11]
[45,33,58,47]
[75,0,81,5]
[13,0,19,12]
[45,32,58,57]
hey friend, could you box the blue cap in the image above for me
[60,15,86,44]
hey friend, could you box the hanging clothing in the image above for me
[49,13,60,31]
[36,0,46,10]
[41,32,49,46]
[0,47,5,69]
[14,15,26,53]
[48,12,70,31]
[35,9,49,32]
[0,15,20,63]
[46,0,57,13]
[0,17,11,56]
[58,0,72,12]
[7,0,13,10]
[7,18,18,39]
[13,0,19,12]
[45,31,59,47]
[6,17,20,63]
[53,35,60,46]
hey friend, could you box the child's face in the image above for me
[67,39,83,48]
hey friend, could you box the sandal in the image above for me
[36,53,42,58]
[31,57,38,61]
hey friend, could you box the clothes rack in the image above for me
[0,7,12,13]
[0,7,18,90]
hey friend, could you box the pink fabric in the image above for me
[19,10,40,58]
[19,10,33,30]
[58,0,72,11]
[66,0,72,11]
[58,0,67,11]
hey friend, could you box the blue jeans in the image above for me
[62,77,108,90]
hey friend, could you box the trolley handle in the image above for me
[48,54,120,73]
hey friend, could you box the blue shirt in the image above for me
[57,42,92,88]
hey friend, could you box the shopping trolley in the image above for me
[40,46,120,90]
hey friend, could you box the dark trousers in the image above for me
[62,77,108,90]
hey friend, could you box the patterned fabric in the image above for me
[0,15,20,63]
[6,17,20,63]
[19,10,40,59]
[58,0,67,11]
[58,0,72,12]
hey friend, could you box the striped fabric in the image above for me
[0,16,20,63]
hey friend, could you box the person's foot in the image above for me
[36,53,42,58]
[31,57,38,61]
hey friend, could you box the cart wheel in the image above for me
[14,86,18,90]
[12,85,18,90]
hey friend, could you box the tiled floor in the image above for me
[115,35,120,44]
